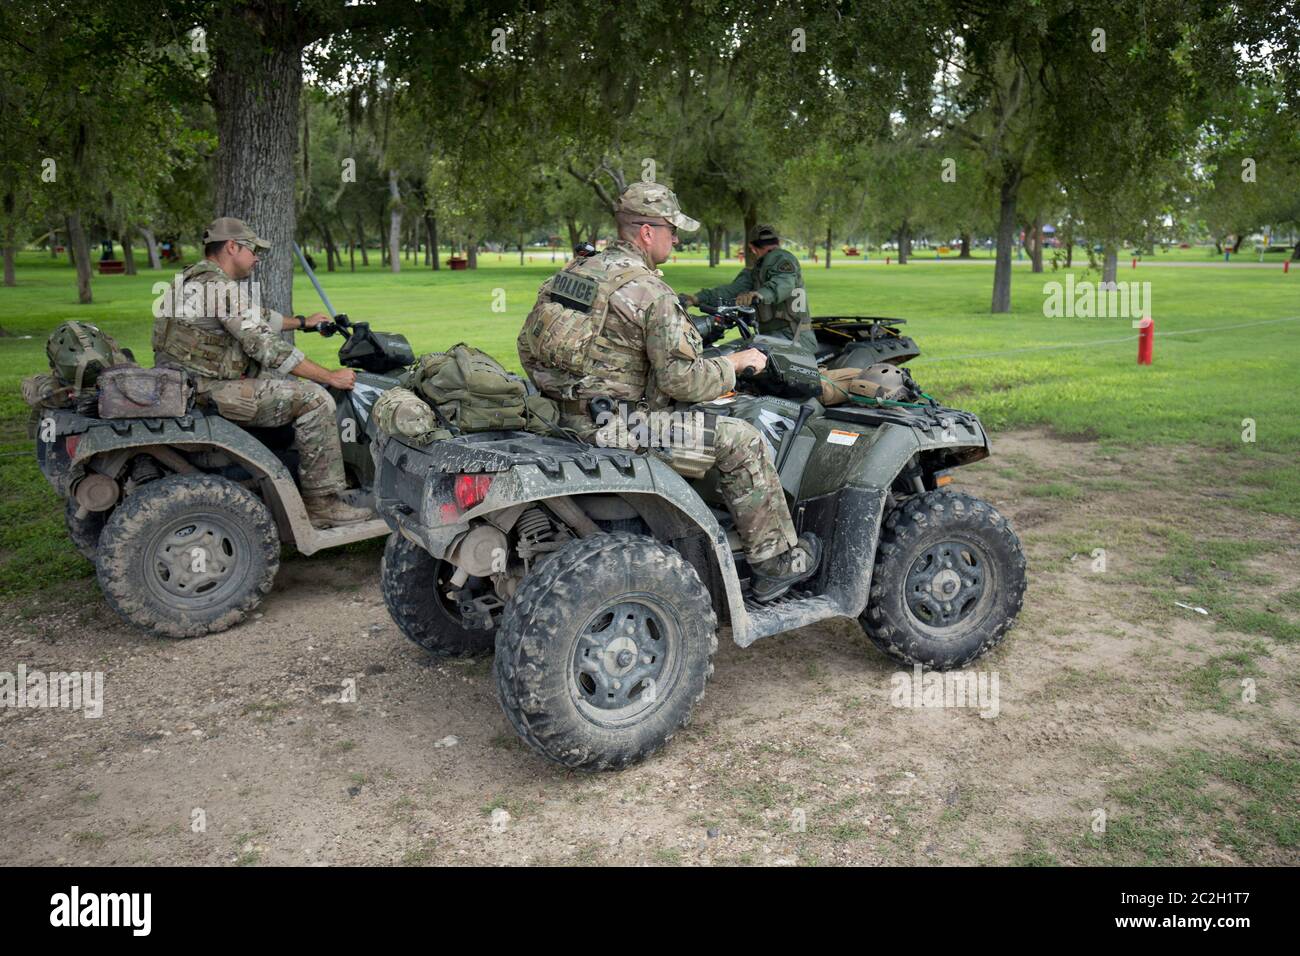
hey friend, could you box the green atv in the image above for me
[372,309,1026,770]
[33,315,409,638]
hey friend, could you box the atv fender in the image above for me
[376,436,756,635]
[60,412,379,555]
[847,415,990,487]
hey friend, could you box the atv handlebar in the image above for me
[684,303,758,345]
[312,313,353,339]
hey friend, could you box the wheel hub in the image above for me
[572,600,672,714]
[152,518,239,599]
[905,540,988,631]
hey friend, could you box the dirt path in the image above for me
[2,429,1296,866]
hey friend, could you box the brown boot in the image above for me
[304,492,375,528]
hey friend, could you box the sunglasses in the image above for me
[635,221,678,236]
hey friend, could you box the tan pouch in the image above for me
[97,365,192,419]
[819,366,860,406]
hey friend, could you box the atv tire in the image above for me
[494,532,717,771]
[65,499,108,562]
[380,532,496,657]
[95,474,280,638]
[862,490,1025,669]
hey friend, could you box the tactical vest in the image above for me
[519,253,653,394]
[755,250,813,345]
[151,265,252,381]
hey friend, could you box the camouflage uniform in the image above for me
[694,227,815,349]
[518,185,798,563]
[152,259,347,497]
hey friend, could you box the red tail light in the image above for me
[64,435,81,458]
[454,474,492,511]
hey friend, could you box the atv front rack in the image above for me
[811,316,921,365]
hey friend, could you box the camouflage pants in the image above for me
[698,417,798,563]
[200,377,346,496]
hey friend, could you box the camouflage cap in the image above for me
[203,217,270,250]
[748,223,780,244]
[615,182,700,233]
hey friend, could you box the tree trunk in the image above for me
[1030,214,1044,273]
[724,231,731,261]
[3,220,15,287]
[120,231,137,275]
[468,236,477,269]
[741,201,757,268]
[991,168,1021,313]
[427,213,439,270]
[825,221,832,269]
[321,219,336,272]
[139,227,161,269]
[355,215,369,266]
[1231,233,1246,253]
[520,232,525,265]
[898,221,911,265]
[66,212,93,304]
[1102,246,1118,286]
[210,29,303,317]
[1065,239,1074,268]
[49,218,60,258]
[959,232,972,258]
[387,169,402,273]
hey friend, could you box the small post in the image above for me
[1136,316,1154,365]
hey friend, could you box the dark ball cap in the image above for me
[748,224,780,244]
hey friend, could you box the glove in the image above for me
[734,291,762,306]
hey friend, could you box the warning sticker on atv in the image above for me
[827,429,859,446]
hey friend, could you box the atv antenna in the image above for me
[293,242,337,318]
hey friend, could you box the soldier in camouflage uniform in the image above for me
[518,183,821,601]
[152,217,372,527]
[684,224,815,349]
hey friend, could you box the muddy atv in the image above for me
[372,308,1026,770]
[33,314,409,638]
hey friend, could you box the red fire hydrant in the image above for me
[1137,317,1154,365]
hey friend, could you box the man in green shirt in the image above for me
[683,224,815,349]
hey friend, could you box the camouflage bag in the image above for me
[373,386,452,445]
[21,373,78,411]
[97,365,192,419]
[407,343,531,432]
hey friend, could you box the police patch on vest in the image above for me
[777,259,796,273]
[549,273,599,312]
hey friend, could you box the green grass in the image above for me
[1065,748,1299,864]
[2,248,1298,596]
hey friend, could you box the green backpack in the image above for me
[405,343,558,435]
